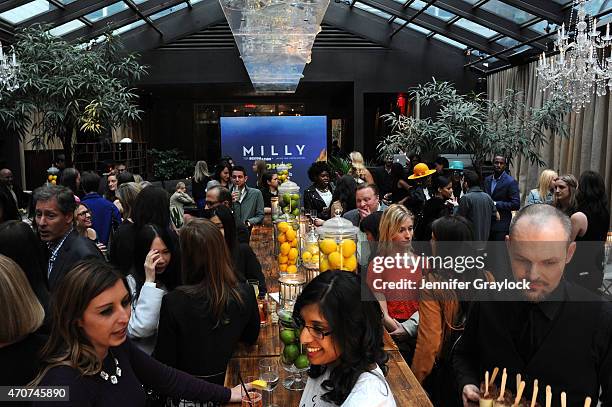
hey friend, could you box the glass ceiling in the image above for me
[0,0,612,73]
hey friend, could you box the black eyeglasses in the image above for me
[77,210,90,217]
[301,325,333,340]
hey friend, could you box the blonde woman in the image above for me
[192,161,211,210]
[349,151,375,185]
[0,255,46,385]
[367,204,421,357]
[553,174,588,241]
[116,182,143,224]
[526,169,557,205]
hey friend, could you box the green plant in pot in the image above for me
[378,78,571,170]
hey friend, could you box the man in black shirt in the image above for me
[454,204,612,407]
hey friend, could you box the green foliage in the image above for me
[0,26,147,159]
[149,149,195,181]
[378,78,571,168]
[327,156,352,177]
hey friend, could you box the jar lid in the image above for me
[317,212,359,235]
[279,273,306,285]
[278,179,300,194]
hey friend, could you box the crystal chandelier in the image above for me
[0,41,19,95]
[536,0,611,111]
[219,0,330,93]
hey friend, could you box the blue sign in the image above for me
[220,116,327,190]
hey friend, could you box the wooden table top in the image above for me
[225,218,432,406]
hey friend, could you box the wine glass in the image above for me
[258,359,280,407]
[247,279,260,298]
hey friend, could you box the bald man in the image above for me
[454,204,612,407]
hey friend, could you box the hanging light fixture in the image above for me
[536,0,612,111]
[219,0,330,93]
[0,41,19,95]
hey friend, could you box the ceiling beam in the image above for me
[0,1,32,14]
[390,0,436,38]
[433,0,548,50]
[500,0,564,24]
[357,0,506,57]
[63,0,184,43]
[19,0,116,28]
[119,0,225,53]
[124,0,163,36]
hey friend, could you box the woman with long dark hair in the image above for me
[415,176,456,245]
[31,259,249,405]
[202,205,267,295]
[390,162,411,205]
[553,174,588,241]
[412,215,490,406]
[296,270,396,406]
[153,219,259,386]
[0,220,50,313]
[127,224,180,354]
[59,168,81,198]
[565,170,611,292]
[206,163,232,191]
[329,175,357,216]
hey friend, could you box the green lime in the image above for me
[290,199,299,209]
[283,207,291,214]
[295,354,310,369]
[283,193,292,204]
[292,208,300,216]
[291,193,300,201]
[280,329,296,345]
[283,344,299,363]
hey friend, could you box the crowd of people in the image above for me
[0,150,611,407]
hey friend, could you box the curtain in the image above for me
[487,60,612,224]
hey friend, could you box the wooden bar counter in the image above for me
[225,219,433,406]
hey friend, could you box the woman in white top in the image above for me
[295,271,396,407]
[127,224,180,354]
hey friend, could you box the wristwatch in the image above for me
[246,221,251,228]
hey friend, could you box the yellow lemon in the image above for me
[287,265,298,274]
[311,254,320,264]
[277,233,286,243]
[340,239,357,258]
[320,257,330,272]
[319,239,337,255]
[302,251,312,262]
[288,257,297,265]
[50,180,56,185]
[285,229,296,241]
[279,264,287,272]
[280,242,290,255]
[278,222,289,233]
[278,255,288,264]
[288,248,298,260]
[328,251,343,269]
[308,244,319,255]
[289,239,298,248]
[341,255,357,272]
[48,175,53,181]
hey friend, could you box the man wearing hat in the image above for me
[405,163,436,236]
[449,160,465,200]
[484,155,520,241]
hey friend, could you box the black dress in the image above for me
[0,333,47,385]
[415,197,452,243]
[233,243,267,295]
[153,283,260,385]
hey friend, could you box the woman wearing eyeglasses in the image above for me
[295,271,396,406]
[75,202,98,243]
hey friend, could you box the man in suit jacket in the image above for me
[34,185,104,291]
[230,166,264,230]
[453,204,612,407]
[484,155,520,241]
[343,183,387,227]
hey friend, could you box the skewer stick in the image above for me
[485,371,490,397]
[516,374,521,394]
[584,397,592,407]
[514,381,526,406]
[497,368,508,401]
[561,392,566,407]
[530,380,538,407]
[490,367,499,386]
[545,385,552,407]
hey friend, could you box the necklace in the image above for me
[99,351,122,384]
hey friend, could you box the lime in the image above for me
[280,329,296,345]
[290,199,299,209]
[283,193,292,204]
[295,354,310,369]
[292,208,300,216]
[283,344,299,363]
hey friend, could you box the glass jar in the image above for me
[278,180,301,218]
[317,213,360,273]
[46,166,60,186]
[301,225,319,271]
[278,273,306,307]
[275,214,300,274]
[276,162,291,185]
[278,307,309,391]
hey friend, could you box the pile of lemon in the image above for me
[47,174,58,185]
[301,243,320,268]
[277,221,299,273]
[318,238,357,272]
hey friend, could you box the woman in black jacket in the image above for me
[304,161,335,221]
[153,218,260,386]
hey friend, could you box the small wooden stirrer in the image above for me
[530,380,539,407]
[516,374,521,394]
[545,385,552,407]
[513,381,526,406]
[485,371,490,397]
[497,368,508,402]
[490,367,499,386]
[561,392,566,407]
[584,396,592,407]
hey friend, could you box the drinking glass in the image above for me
[259,359,280,407]
[247,279,260,298]
[242,376,262,407]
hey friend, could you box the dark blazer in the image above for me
[303,183,335,220]
[0,185,19,222]
[46,230,104,291]
[484,172,520,232]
